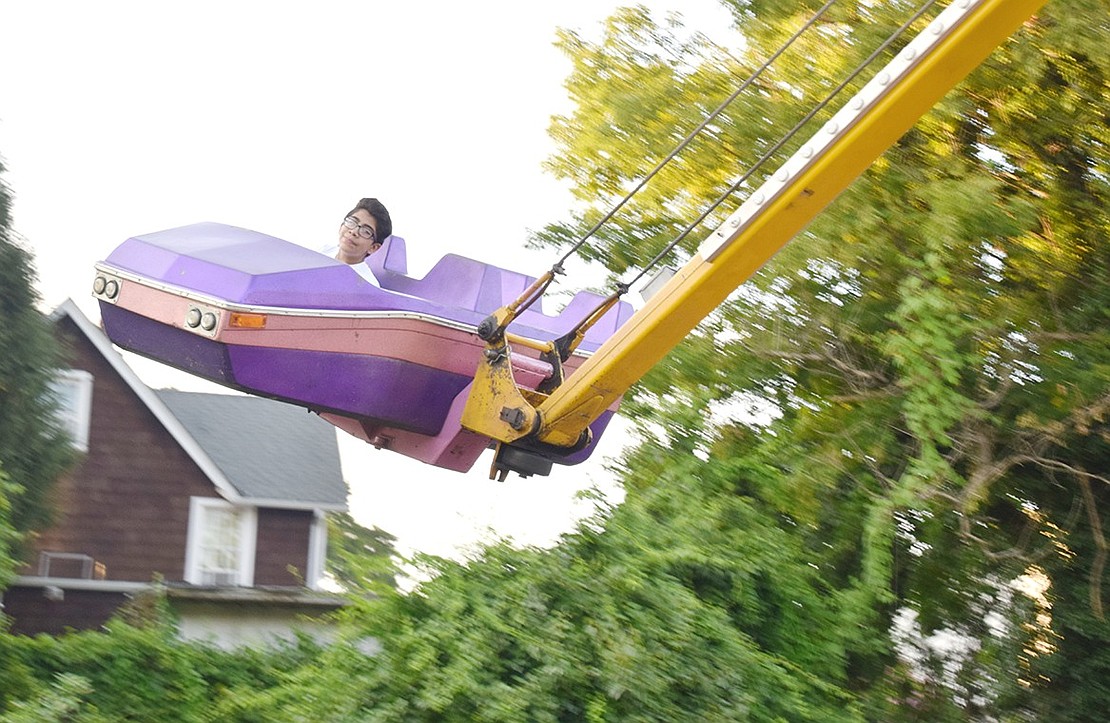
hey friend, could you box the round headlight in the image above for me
[104,280,120,299]
[93,276,107,294]
[200,312,217,331]
[185,308,202,328]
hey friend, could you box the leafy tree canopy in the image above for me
[535,0,1107,717]
[327,511,400,594]
[0,157,75,581]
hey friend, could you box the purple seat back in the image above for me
[370,237,540,314]
[367,235,408,275]
[365,238,633,344]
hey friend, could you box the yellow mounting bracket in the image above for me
[461,270,561,447]
[461,263,626,444]
[461,266,614,479]
[460,339,547,445]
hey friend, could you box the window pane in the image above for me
[187,499,255,587]
[199,506,241,584]
[49,370,93,451]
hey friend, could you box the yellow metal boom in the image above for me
[463,0,1049,476]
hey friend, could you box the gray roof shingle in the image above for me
[155,390,347,507]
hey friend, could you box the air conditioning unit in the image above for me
[202,570,239,586]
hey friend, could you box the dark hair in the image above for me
[348,198,392,242]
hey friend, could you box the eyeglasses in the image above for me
[342,216,377,241]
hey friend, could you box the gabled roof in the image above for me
[51,299,347,511]
[156,389,346,507]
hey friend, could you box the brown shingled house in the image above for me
[1,300,349,647]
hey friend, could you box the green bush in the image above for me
[0,607,326,722]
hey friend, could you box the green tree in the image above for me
[234,3,1104,719]
[0,158,75,584]
[0,468,20,588]
[225,497,861,721]
[327,511,400,594]
[537,0,1107,718]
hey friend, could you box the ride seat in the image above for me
[367,235,408,275]
[366,237,631,343]
[369,236,542,314]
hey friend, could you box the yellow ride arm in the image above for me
[464,0,1049,466]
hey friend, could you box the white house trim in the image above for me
[306,510,329,590]
[51,299,344,511]
[9,577,154,593]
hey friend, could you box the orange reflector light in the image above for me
[229,312,267,329]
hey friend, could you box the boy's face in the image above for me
[337,208,381,262]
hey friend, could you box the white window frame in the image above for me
[184,497,257,586]
[306,510,329,590]
[50,369,94,452]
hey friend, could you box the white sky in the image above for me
[0,0,738,559]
